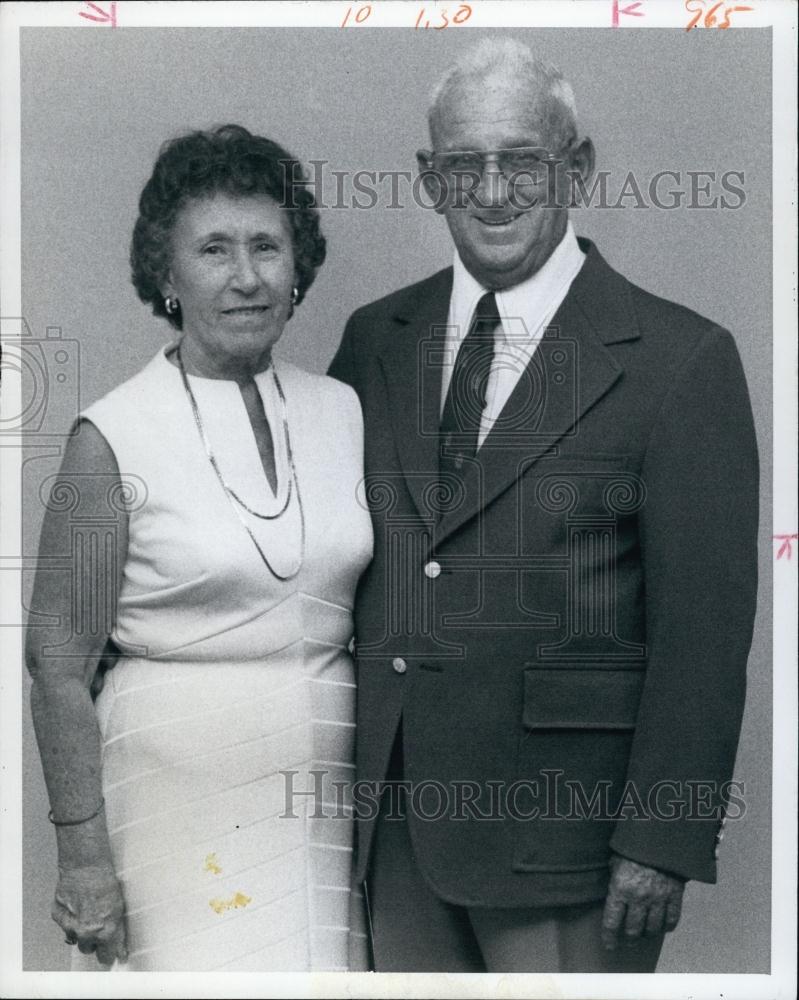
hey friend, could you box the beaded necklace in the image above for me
[176,343,305,581]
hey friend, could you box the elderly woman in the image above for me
[26,125,373,971]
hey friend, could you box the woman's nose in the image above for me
[230,249,260,292]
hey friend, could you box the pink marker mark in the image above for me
[612,0,645,26]
[78,1,117,27]
[774,534,799,560]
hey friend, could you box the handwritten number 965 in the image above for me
[684,1,754,31]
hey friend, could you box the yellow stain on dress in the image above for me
[209,891,251,915]
[203,852,222,875]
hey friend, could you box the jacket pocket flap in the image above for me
[522,667,645,730]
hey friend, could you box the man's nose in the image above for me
[230,249,260,292]
[475,157,509,206]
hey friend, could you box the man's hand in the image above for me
[601,854,686,951]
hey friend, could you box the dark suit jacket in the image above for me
[329,239,759,908]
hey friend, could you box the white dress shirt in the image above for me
[442,222,586,448]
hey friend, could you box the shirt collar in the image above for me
[449,221,585,345]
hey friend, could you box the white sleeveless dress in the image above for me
[73,346,373,971]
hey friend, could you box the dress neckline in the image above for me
[162,342,274,385]
[159,343,290,511]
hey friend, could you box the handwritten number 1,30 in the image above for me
[415,5,473,29]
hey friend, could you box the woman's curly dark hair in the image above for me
[130,125,327,330]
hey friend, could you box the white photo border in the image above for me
[1,2,796,998]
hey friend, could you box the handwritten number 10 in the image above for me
[341,4,372,27]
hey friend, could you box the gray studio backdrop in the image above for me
[19,26,772,972]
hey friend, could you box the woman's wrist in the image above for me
[55,809,114,869]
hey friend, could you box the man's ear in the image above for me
[569,136,595,184]
[416,150,447,216]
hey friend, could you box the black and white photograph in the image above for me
[0,1,796,997]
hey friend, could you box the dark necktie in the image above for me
[439,291,499,477]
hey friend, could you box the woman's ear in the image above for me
[285,275,299,320]
[160,273,175,303]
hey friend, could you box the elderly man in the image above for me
[329,39,758,972]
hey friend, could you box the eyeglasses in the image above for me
[420,144,575,185]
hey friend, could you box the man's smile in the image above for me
[474,212,524,228]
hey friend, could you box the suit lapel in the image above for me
[378,269,453,524]
[435,242,640,546]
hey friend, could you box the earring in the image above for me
[290,287,299,306]
[165,296,179,315]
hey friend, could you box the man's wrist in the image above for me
[610,851,688,883]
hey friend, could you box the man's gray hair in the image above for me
[429,39,578,145]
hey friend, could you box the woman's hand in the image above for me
[53,864,128,967]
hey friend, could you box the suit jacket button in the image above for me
[424,560,442,579]
[392,657,407,674]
